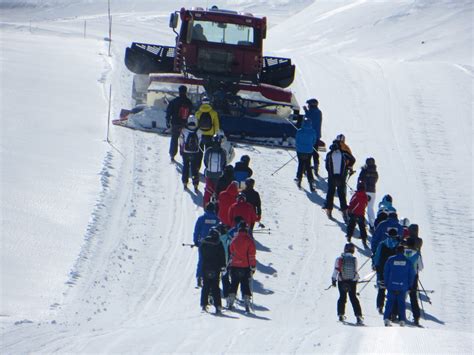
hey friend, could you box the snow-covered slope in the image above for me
[1,0,472,353]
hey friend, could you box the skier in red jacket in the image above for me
[227,223,257,312]
[346,182,369,247]
[228,193,258,231]
[218,182,240,226]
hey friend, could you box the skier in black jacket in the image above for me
[241,178,262,223]
[199,228,226,314]
[166,85,193,162]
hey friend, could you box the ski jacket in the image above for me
[218,182,240,226]
[325,149,355,177]
[233,162,253,185]
[373,237,400,271]
[348,190,369,217]
[228,200,258,227]
[166,95,193,127]
[204,146,227,179]
[196,104,220,136]
[215,167,235,196]
[178,127,202,154]
[332,253,359,282]
[304,107,322,142]
[199,235,226,272]
[193,211,219,246]
[229,231,256,268]
[371,216,404,253]
[384,253,415,292]
[295,119,317,153]
[242,188,262,219]
[404,248,424,275]
[358,164,379,193]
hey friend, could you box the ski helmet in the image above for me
[245,178,255,188]
[383,194,393,203]
[366,157,375,166]
[240,155,250,165]
[400,217,410,227]
[212,134,222,145]
[344,242,355,253]
[208,227,220,239]
[306,98,318,106]
[336,134,345,142]
[236,192,246,202]
[187,115,197,127]
[178,85,187,94]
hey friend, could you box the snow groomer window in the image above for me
[192,20,255,46]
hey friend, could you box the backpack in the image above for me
[340,254,356,280]
[199,112,213,131]
[184,131,200,152]
[207,150,224,173]
[178,104,190,121]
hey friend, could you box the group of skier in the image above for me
[167,88,427,325]
[294,97,426,327]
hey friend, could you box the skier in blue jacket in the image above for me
[295,118,317,191]
[304,98,322,176]
[383,245,415,327]
[193,202,219,287]
[371,212,404,254]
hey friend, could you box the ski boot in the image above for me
[201,305,208,312]
[215,306,222,315]
[356,316,364,326]
[294,178,302,189]
[196,277,203,288]
[244,295,252,313]
[414,318,420,327]
[384,319,391,327]
[399,320,406,327]
[338,315,346,322]
[226,294,235,310]
[170,156,176,163]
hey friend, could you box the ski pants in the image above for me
[229,267,252,297]
[376,273,398,316]
[201,269,222,308]
[312,144,319,174]
[181,153,200,185]
[221,271,231,298]
[346,214,368,242]
[384,290,407,322]
[169,125,183,158]
[409,274,421,320]
[296,152,314,183]
[366,192,376,228]
[203,177,216,208]
[337,280,362,317]
[325,174,347,210]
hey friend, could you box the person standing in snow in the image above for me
[199,227,226,314]
[303,98,322,176]
[178,115,202,190]
[403,238,424,326]
[335,134,356,176]
[357,157,379,232]
[196,96,220,151]
[202,134,227,207]
[346,182,369,247]
[372,227,402,315]
[193,202,219,288]
[295,118,317,191]
[228,193,258,231]
[227,222,257,312]
[241,178,262,224]
[233,155,253,190]
[377,194,396,214]
[371,211,404,254]
[331,243,364,325]
[323,141,355,219]
[383,245,415,327]
[166,85,193,162]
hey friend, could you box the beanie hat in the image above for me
[408,224,419,237]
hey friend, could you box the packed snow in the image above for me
[0,0,472,353]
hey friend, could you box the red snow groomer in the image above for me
[118,6,302,148]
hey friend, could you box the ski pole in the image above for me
[182,243,196,248]
[356,272,377,296]
[357,256,371,273]
[271,155,296,176]
[253,230,271,235]
[324,284,333,291]
[418,279,432,304]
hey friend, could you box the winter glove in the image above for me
[250,266,256,275]
[258,222,265,228]
[332,279,337,287]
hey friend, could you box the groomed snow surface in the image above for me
[1,0,472,353]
